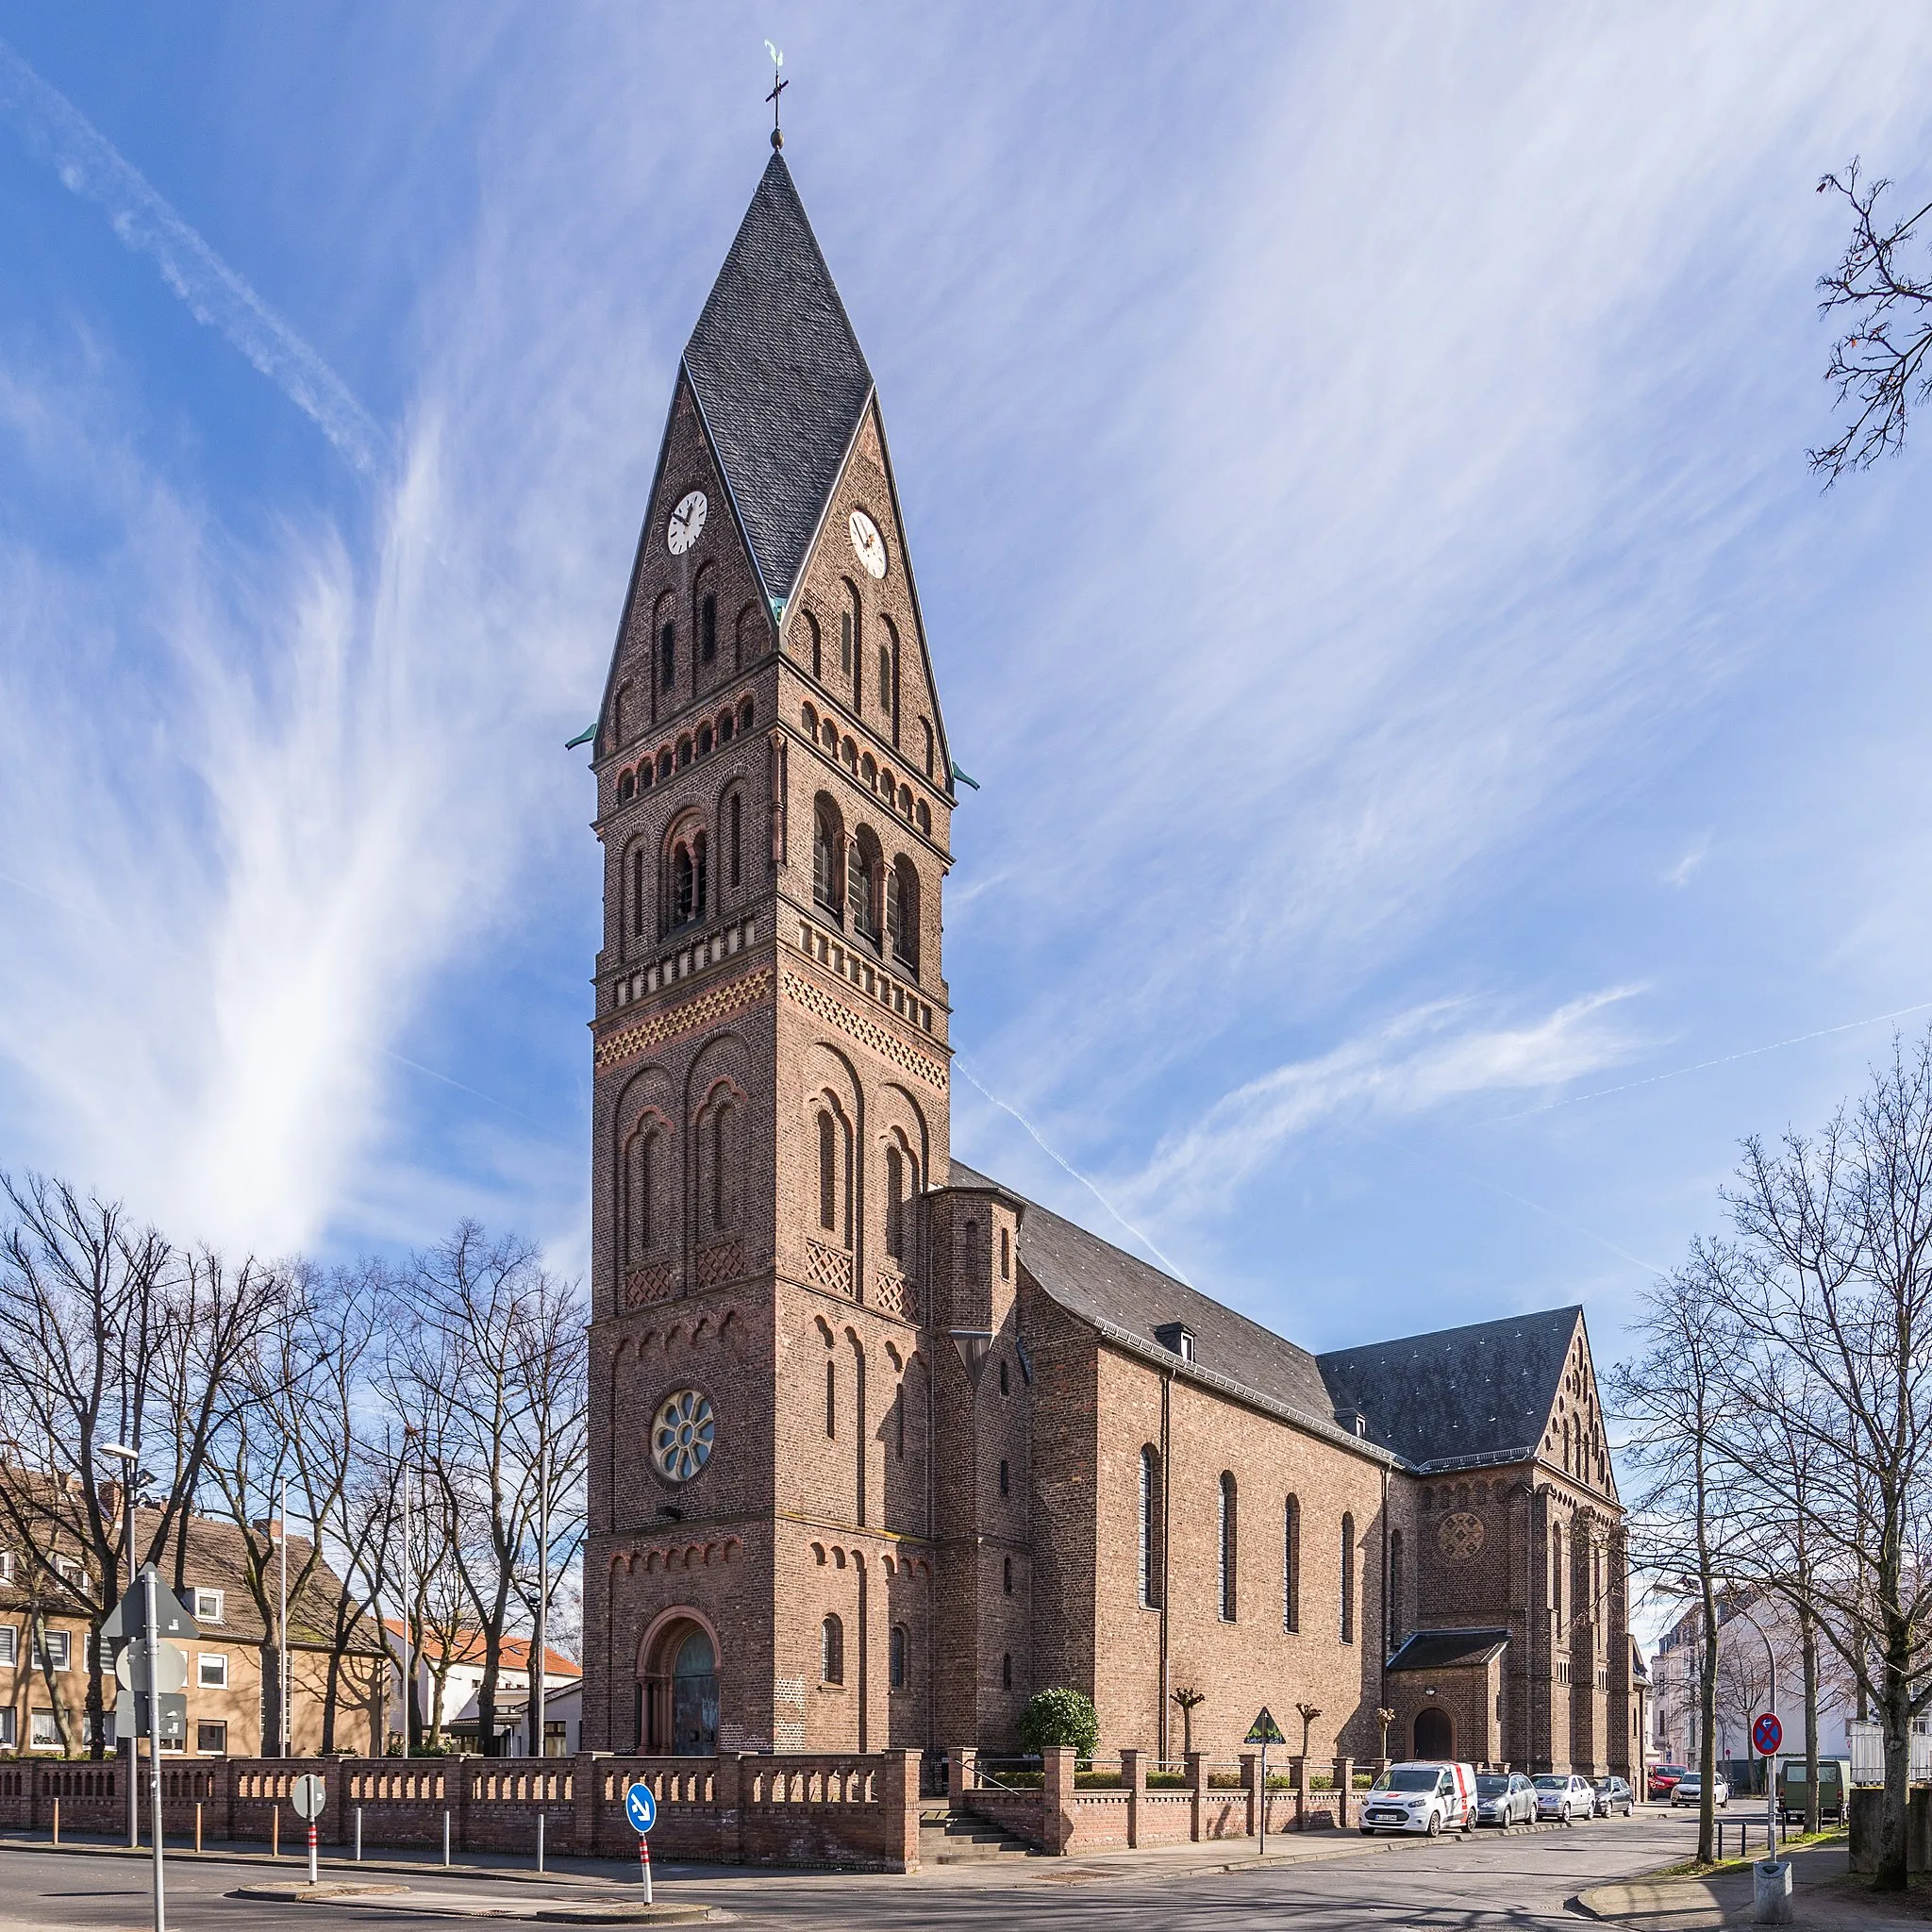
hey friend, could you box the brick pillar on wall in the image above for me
[879,1748,920,1872]
[1186,1750,1204,1841]
[1041,1745,1075,1855]
[1121,1748,1143,1849]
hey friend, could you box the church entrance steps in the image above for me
[920,1807,1048,1863]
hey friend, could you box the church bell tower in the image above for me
[579,151,958,1757]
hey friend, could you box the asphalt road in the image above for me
[0,1807,1702,1929]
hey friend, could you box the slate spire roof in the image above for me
[682,152,874,604]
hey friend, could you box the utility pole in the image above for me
[276,1480,289,1758]
[532,1438,548,1761]
[101,1443,140,1849]
[400,1426,417,1755]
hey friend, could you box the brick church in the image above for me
[579,148,1635,1780]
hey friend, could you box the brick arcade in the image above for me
[577,149,1636,1781]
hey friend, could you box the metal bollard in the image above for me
[639,1833,653,1903]
[355,1807,362,1861]
[537,1810,545,1874]
[195,1801,203,1854]
[443,1809,451,1868]
[273,1808,280,1858]
[50,1798,58,1846]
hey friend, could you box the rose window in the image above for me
[653,1390,716,1483]
[1438,1510,1485,1562]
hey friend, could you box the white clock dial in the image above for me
[848,508,887,579]
[666,491,708,556]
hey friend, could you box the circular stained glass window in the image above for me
[653,1390,716,1483]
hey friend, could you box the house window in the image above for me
[29,1710,58,1750]
[53,1556,82,1585]
[821,1615,844,1686]
[196,1720,228,1756]
[1340,1512,1356,1644]
[889,1624,908,1690]
[193,1590,225,1625]
[0,1708,13,1747]
[33,1628,69,1672]
[1219,1474,1238,1622]
[1284,1494,1301,1633]
[1138,1446,1161,1609]
[0,1625,15,1666]
[199,1654,228,1689]
[0,1552,12,1582]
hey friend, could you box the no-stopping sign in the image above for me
[1752,1712,1783,1757]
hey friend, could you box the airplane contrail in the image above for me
[0,36,388,475]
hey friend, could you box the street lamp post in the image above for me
[1724,1601,1785,1905]
[100,1443,140,1849]
[532,1438,548,1765]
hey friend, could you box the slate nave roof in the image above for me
[951,1158,1586,1474]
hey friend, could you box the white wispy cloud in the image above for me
[1121,988,1648,1225]
[0,35,387,474]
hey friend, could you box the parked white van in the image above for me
[1359,1760,1479,1836]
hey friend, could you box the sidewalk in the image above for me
[1577,1842,1930,1929]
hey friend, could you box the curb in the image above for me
[0,1834,618,1889]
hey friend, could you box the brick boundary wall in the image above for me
[947,1746,1373,1855]
[0,1750,921,1874]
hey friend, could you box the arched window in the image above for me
[802,612,822,680]
[618,770,635,804]
[668,829,708,931]
[677,735,692,768]
[640,762,654,790]
[889,1624,908,1690]
[1139,1446,1161,1609]
[1000,1226,1010,1280]
[821,1614,843,1685]
[817,1110,838,1233]
[624,1124,662,1261]
[824,1358,836,1439]
[697,723,713,758]
[1003,1555,1012,1595]
[658,620,675,693]
[1001,1652,1012,1690]
[916,800,931,837]
[1219,1473,1238,1622]
[658,748,673,781]
[921,718,935,780]
[612,685,628,747]
[738,696,754,731]
[850,833,880,944]
[884,1143,907,1262]
[699,589,717,664]
[886,858,920,973]
[629,847,646,938]
[841,589,856,680]
[727,792,742,890]
[708,1101,732,1230]
[719,709,734,744]
[1340,1512,1356,1644]
[1389,1528,1405,1647]
[999,1357,1009,1398]
[1283,1494,1301,1633]
[998,1458,1010,1497]
[813,802,843,916]
[1552,1523,1564,1628]
[894,1386,906,1460]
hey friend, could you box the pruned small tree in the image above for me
[1020,1687,1099,1762]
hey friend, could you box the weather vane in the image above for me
[765,42,787,150]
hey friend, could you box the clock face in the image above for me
[848,508,887,579]
[666,491,708,556]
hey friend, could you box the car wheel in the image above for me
[1358,1825,1374,1837]
[1426,1812,1441,1838]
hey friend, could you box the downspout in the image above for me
[1379,1464,1390,1722]
[925,1330,937,1765]
[1158,1369,1172,1763]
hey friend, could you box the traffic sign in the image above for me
[115,1640,188,1695]
[100,1565,200,1643]
[291,1774,328,1820]
[625,1781,658,1834]
[1753,1712,1783,1757]
[114,1690,187,1742]
[1244,1707,1287,1747]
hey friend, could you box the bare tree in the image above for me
[1607,1253,1747,1865]
[0,1175,279,1757]
[1811,160,1932,480]
[1710,1032,1932,1891]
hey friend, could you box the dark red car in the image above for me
[1647,1763,1688,1801]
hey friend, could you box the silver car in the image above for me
[1474,1772,1537,1828]
[1533,1773,1596,1824]
[1672,1772,1730,1808]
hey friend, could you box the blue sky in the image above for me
[4,4,1932,1407]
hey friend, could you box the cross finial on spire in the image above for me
[764,42,787,150]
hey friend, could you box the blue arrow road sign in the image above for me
[625,1781,657,1834]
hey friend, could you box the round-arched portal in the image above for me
[1413,1705,1453,1760]
[639,1615,719,1756]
